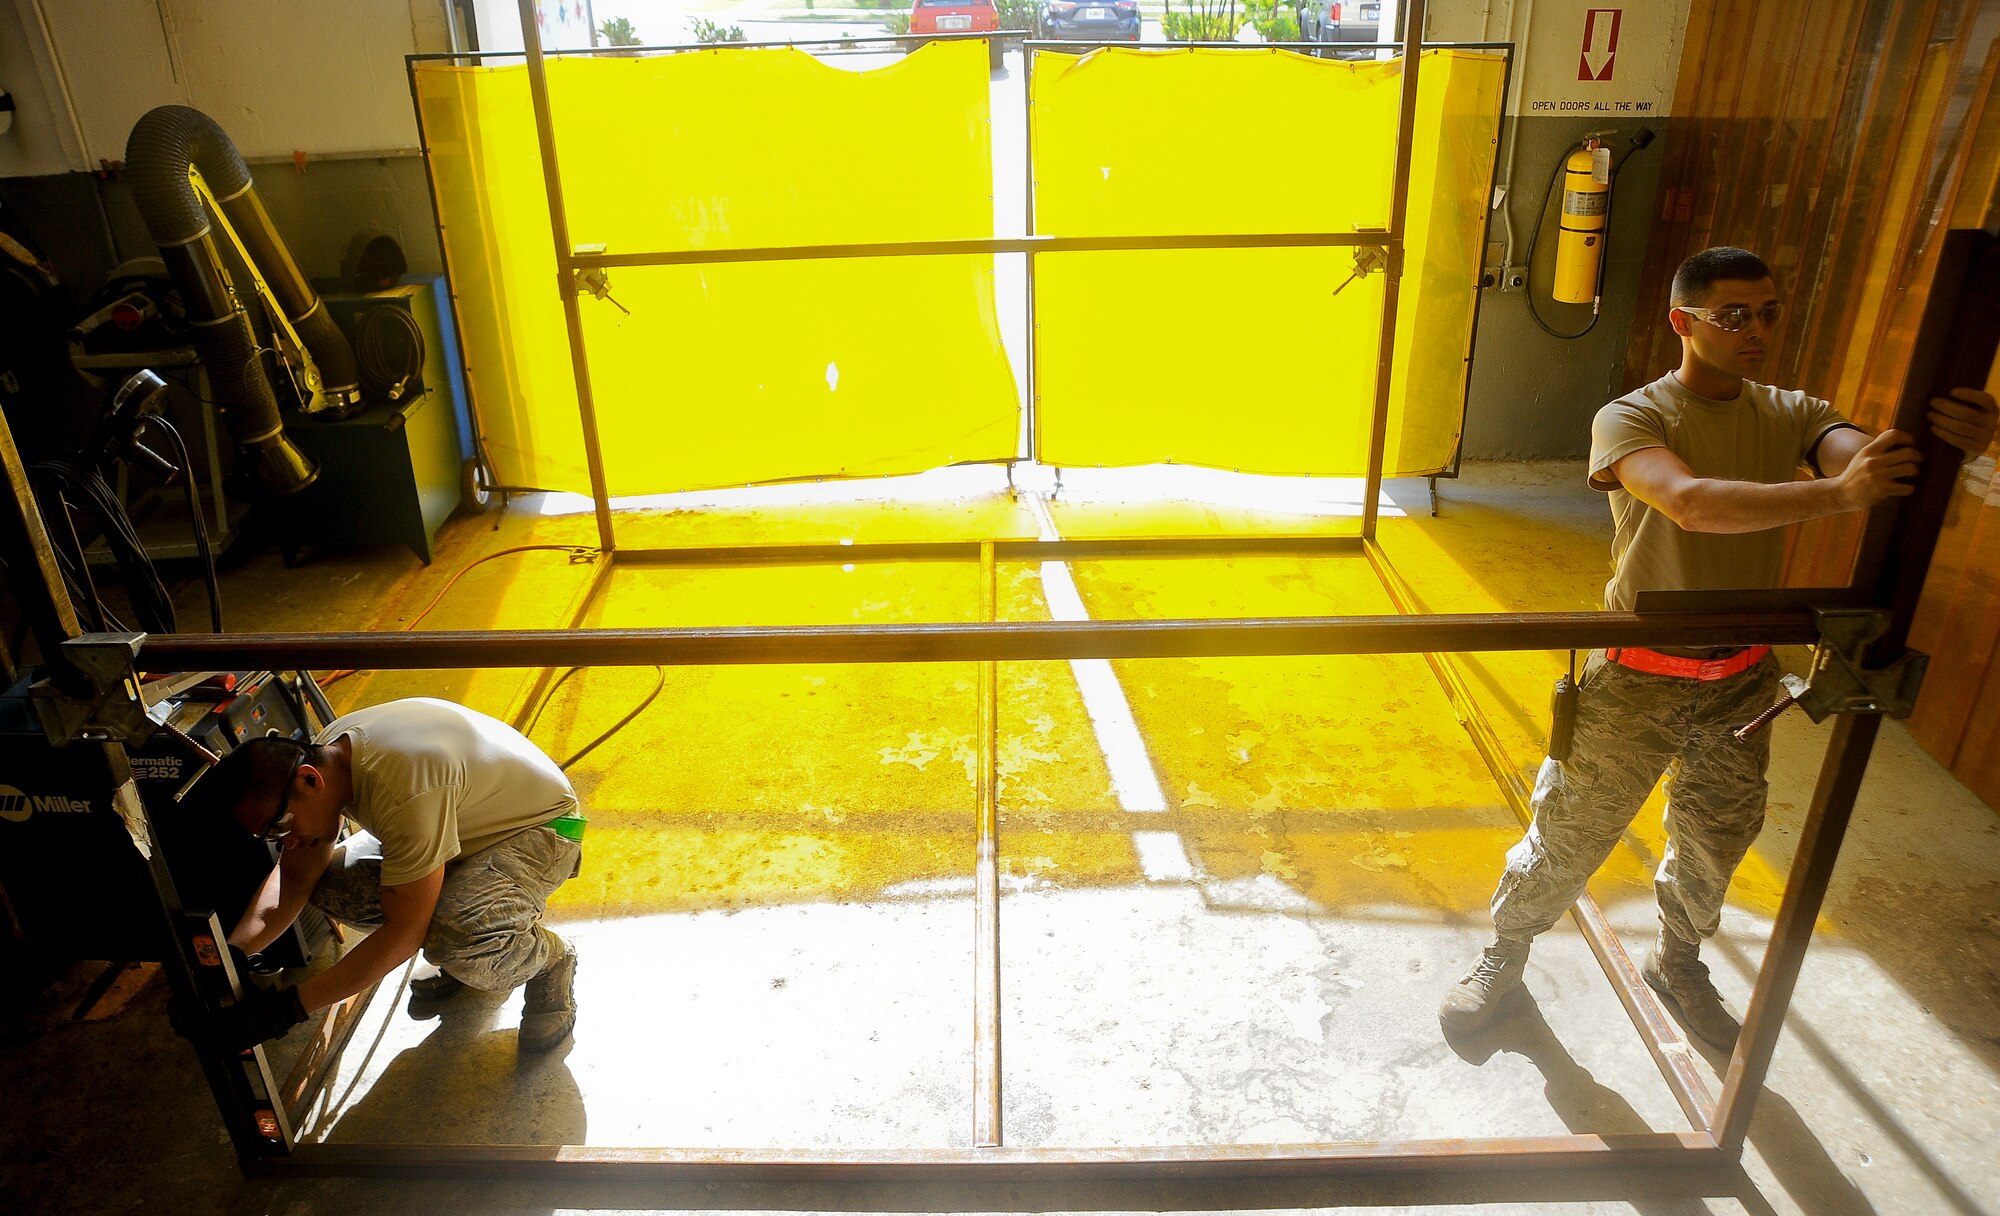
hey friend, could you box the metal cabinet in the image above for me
[277,276,474,565]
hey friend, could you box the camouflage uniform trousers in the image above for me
[309,823,582,992]
[1491,648,1780,947]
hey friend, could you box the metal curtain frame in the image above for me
[125,0,1986,1186]
[129,584,1906,1181]
[400,7,1514,549]
[129,226,1994,1184]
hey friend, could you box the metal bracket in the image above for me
[30,631,156,747]
[1793,608,1928,723]
[571,244,630,314]
[1332,239,1391,297]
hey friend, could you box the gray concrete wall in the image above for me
[1461,115,1672,461]
[227,155,446,284]
[0,154,443,296]
[1424,0,1691,463]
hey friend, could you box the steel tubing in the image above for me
[1713,229,1999,1151]
[1713,713,1880,1150]
[267,1131,1728,1181]
[139,609,1821,673]
[574,232,1401,270]
[1360,0,1426,537]
[1361,545,1718,1131]
[614,535,1368,566]
[282,988,375,1132]
[405,39,1517,64]
[503,555,615,732]
[515,0,616,552]
[973,542,1002,1147]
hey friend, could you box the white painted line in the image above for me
[1131,830,1198,883]
[1036,560,1168,813]
[1024,492,1197,883]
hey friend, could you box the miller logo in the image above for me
[0,784,93,823]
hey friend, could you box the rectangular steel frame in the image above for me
[97,0,2000,1190]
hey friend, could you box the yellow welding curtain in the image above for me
[1030,48,1505,477]
[413,41,1019,496]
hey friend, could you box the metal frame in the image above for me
[80,0,1993,1190]
[134,213,2000,1181]
[402,24,1514,525]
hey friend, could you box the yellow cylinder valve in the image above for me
[1553,146,1608,304]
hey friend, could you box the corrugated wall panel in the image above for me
[1626,0,2000,808]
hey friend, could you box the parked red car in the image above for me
[909,0,1006,69]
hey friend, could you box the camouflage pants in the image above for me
[1491,649,1779,946]
[309,824,582,992]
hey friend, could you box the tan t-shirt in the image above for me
[317,698,580,887]
[1589,374,1853,613]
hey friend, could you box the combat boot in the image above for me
[1439,937,1529,1032]
[1643,928,1739,1049]
[519,934,578,1051]
[410,968,466,1001]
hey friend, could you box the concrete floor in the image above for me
[2,460,1997,1215]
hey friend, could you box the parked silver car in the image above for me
[1295,0,1382,58]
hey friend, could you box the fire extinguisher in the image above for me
[1553,143,1609,304]
[1523,127,1654,340]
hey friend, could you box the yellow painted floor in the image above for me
[7,463,1998,1214]
[243,467,1779,1149]
[297,467,1755,941]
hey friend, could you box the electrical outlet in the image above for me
[1500,266,1527,292]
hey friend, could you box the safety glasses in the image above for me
[1677,302,1783,332]
[257,746,305,842]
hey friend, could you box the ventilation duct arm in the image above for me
[124,105,365,496]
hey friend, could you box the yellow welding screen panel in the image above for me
[414,41,1018,497]
[1390,50,1506,474]
[578,256,1018,490]
[414,64,587,494]
[1031,48,1504,477]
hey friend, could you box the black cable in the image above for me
[524,666,585,740]
[30,478,111,632]
[142,415,223,632]
[557,667,666,771]
[29,460,176,633]
[313,543,657,767]
[1522,130,1655,342]
[356,306,426,401]
[296,668,337,730]
[525,664,669,771]
[1522,138,1599,341]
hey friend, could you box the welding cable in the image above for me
[141,415,223,632]
[18,480,108,632]
[30,458,177,633]
[312,540,661,769]
[316,543,599,688]
[26,496,120,634]
[524,663,669,771]
[355,305,426,402]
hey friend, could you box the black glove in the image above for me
[228,944,282,977]
[203,984,309,1054]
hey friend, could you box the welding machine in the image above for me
[0,670,330,966]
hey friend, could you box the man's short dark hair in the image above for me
[198,736,310,828]
[1670,247,1772,307]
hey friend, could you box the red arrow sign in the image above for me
[1579,8,1621,81]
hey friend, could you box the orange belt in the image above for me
[1605,645,1770,681]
